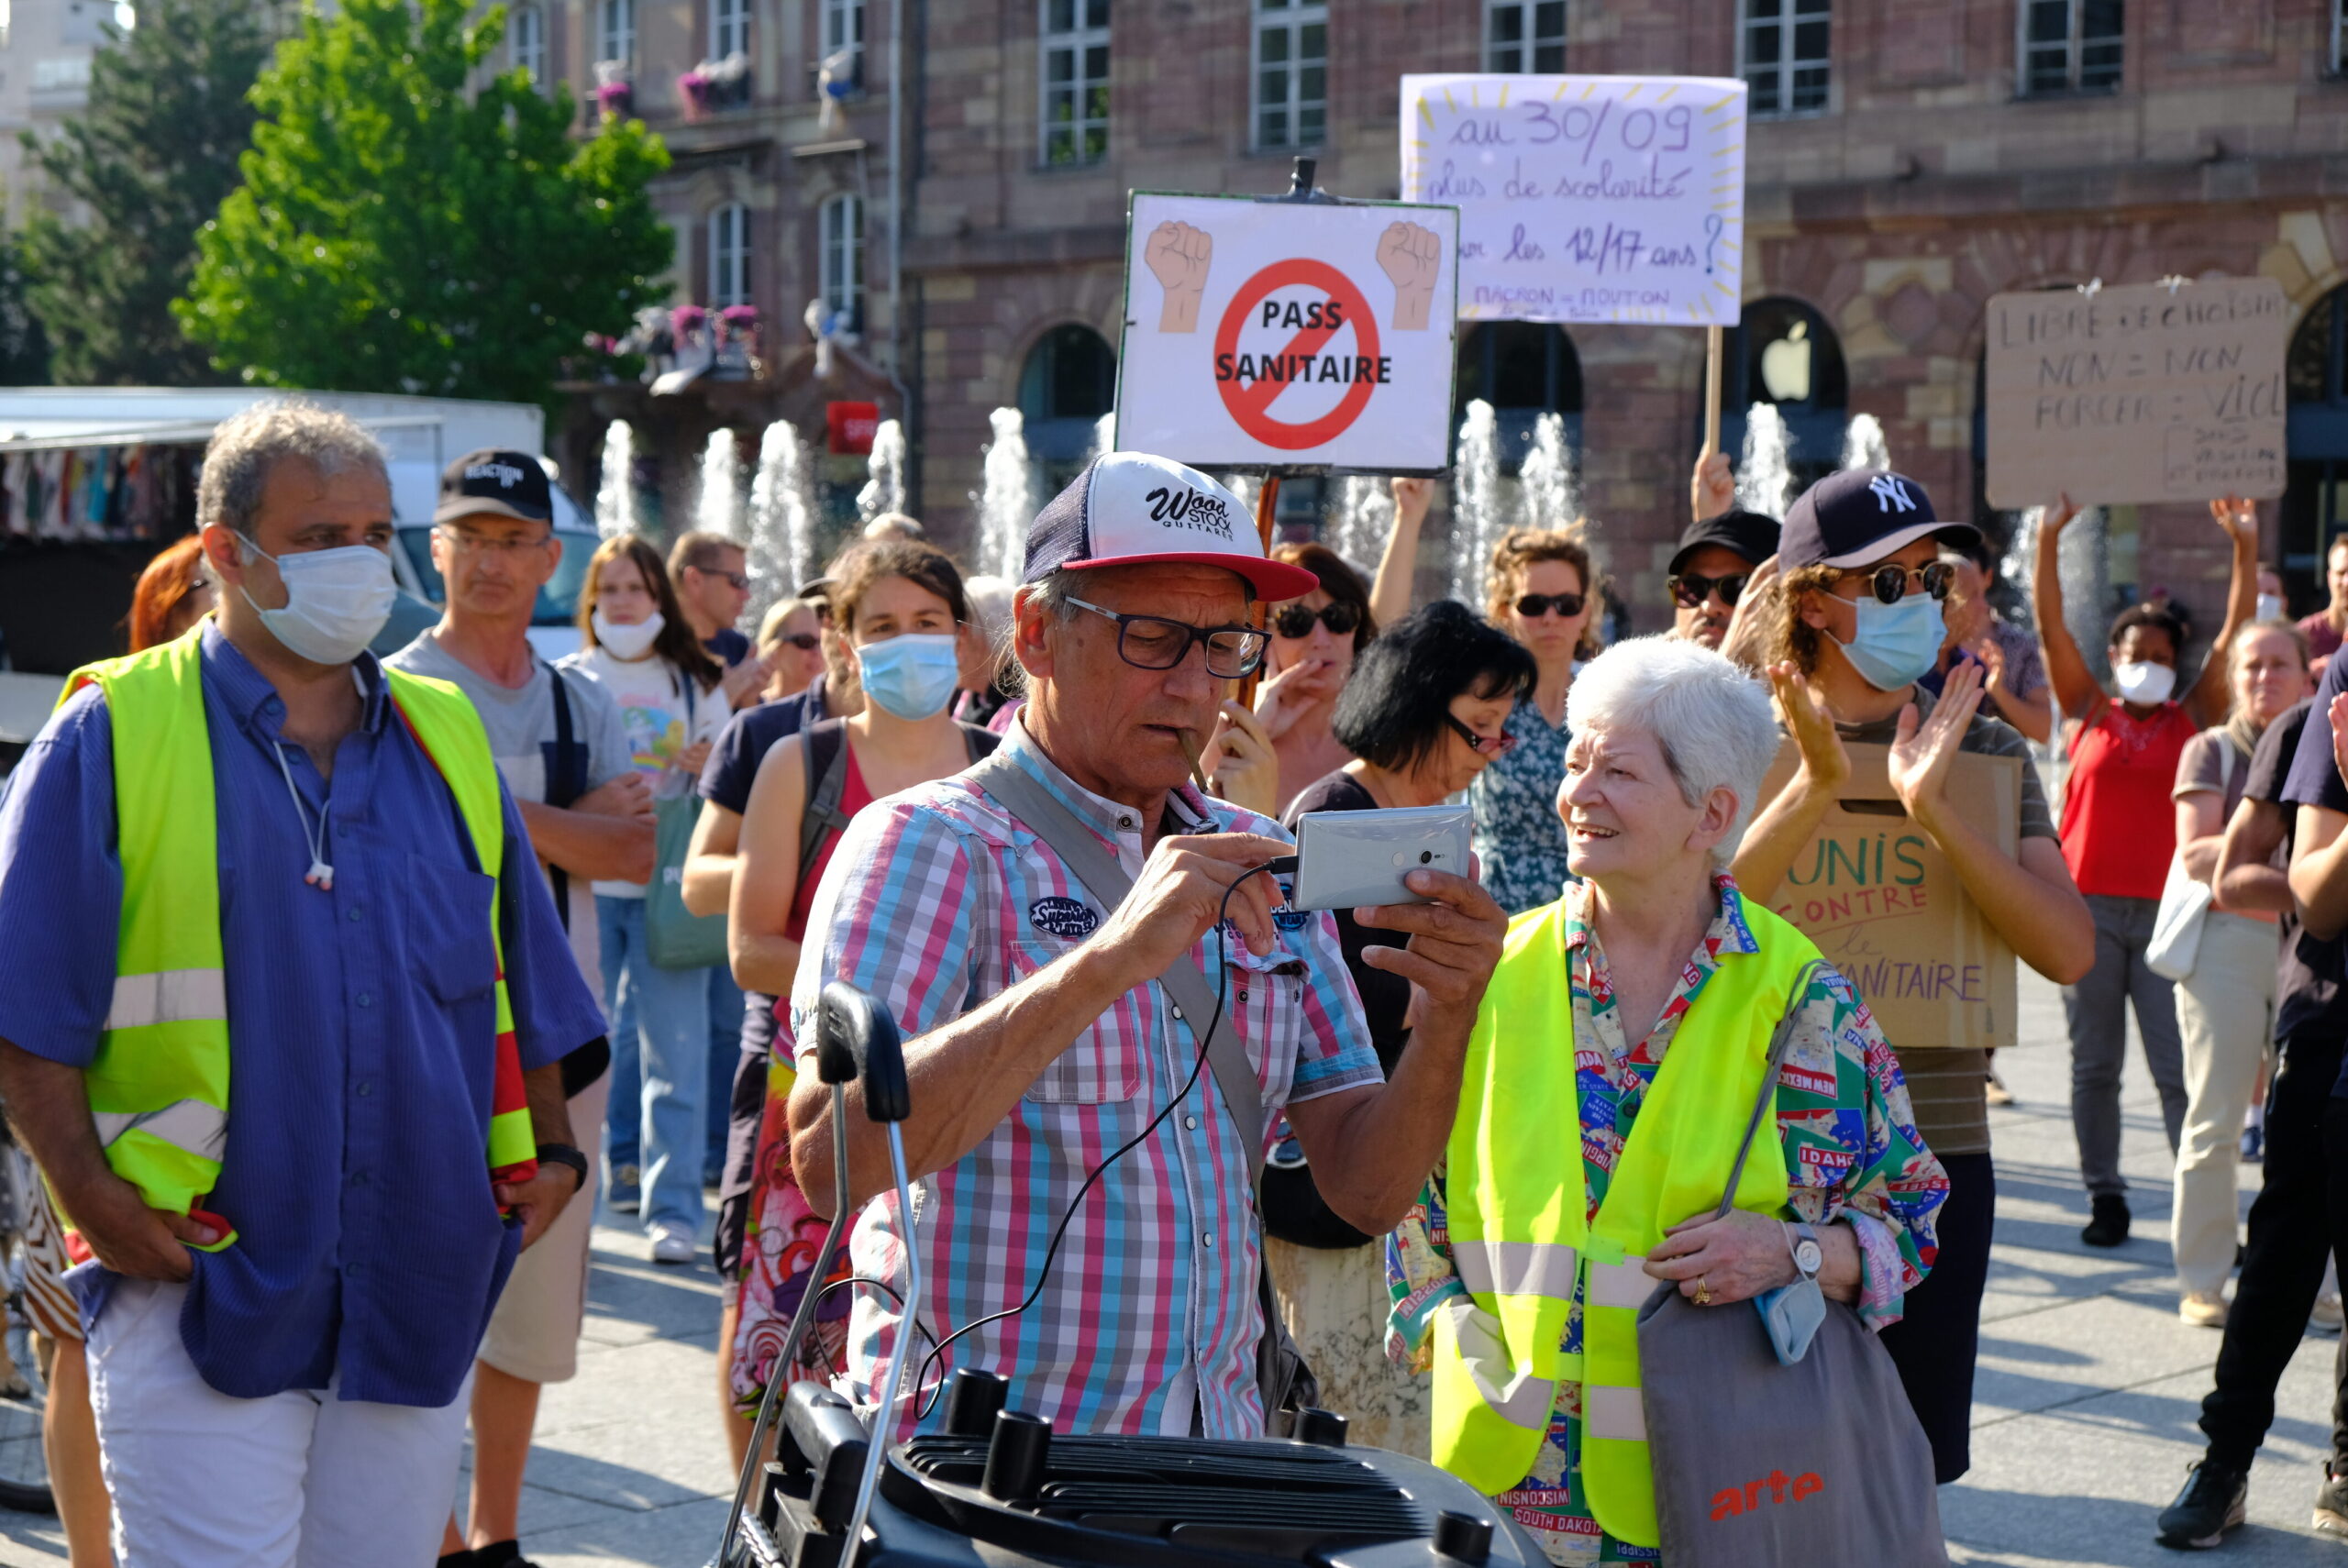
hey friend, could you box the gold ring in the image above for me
[1693,1275,1713,1307]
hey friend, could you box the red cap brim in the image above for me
[1058,551,1321,603]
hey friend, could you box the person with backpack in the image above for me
[557,536,730,1267]
[719,541,1002,1433]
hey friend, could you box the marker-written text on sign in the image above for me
[1401,73,1746,326]
[1984,276,2287,509]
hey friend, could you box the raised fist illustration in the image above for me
[1378,221,1441,331]
[1146,220,1213,333]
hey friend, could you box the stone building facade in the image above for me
[550,0,2348,639]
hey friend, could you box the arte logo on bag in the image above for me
[1709,1468,1826,1520]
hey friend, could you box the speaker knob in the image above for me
[981,1409,1051,1501]
[944,1368,1009,1437]
[1434,1510,1493,1564]
[1292,1407,1348,1447]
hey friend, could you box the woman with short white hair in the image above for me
[1391,635,1945,1565]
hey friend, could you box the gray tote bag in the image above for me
[1635,965,1949,1568]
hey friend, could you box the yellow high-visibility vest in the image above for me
[61,626,535,1248]
[1430,890,1821,1547]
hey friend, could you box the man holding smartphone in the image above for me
[785,451,1507,1439]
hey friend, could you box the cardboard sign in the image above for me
[1984,277,2287,509]
[1115,192,1460,473]
[1757,742,2019,1051]
[1399,73,1746,326]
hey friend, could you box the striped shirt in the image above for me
[791,720,1380,1439]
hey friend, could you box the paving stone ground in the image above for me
[1,967,2342,1564]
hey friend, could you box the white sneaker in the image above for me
[650,1221,697,1266]
[2180,1290,2228,1329]
[2315,1292,2344,1333]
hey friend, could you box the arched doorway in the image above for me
[1708,297,1847,504]
[1018,323,1116,496]
[1452,320,1585,472]
[2285,284,2348,607]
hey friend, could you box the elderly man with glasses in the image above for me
[784,452,1507,1439]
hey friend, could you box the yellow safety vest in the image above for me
[1430,890,1821,1547]
[61,626,536,1249]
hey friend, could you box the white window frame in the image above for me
[2337,0,2348,75]
[2017,0,2124,97]
[1483,0,1566,74]
[509,4,545,83]
[1250,0,1327,152]
[1038,0,1110,167]
[820,193,864,326]
[1737,0,1830,119]
[598,0,636,69]
[823,0,865,70]
[710,0,750,59]
[708,204,751,309]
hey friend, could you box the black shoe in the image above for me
[2317,1462,2348,1536]
[2157,1460,2249,1549]
[2083,1193,2132,1248]
[469,1543,541,1568]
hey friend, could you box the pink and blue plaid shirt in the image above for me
[790,721,1380,1439]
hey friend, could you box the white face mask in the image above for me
[2257,593,2286,624]
[593,607,664,661]
[2112,659,2176,707]
[238,538,396,666]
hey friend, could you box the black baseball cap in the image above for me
[1669,509,1780,577]
[435,448,554,526]
[1778,469,1977,570]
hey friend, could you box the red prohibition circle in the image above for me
[1213,259,1383,451]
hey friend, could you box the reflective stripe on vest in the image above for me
[61,630,535,1242]
[1430,891,1817,1547]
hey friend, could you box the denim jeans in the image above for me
[593,895,712,1233]
[706,965,746,1184]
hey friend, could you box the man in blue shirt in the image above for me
[0,403,604,1567]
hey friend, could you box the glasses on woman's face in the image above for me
[1840,559,1956,606]
[1272,602,1362,640]
[1067,597,1270,679]
[773,633,820,651]
[1445,712,1519,757]
[1514,592,1587,621]
[1667,572,1748,610]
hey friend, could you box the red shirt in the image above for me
[2301,611,2344,662]
[784,740,873,943]
[2060,699,2200,900]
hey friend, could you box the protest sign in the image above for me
[1399,73,1746,326]
[1984,277,2287,509]
[1757,741,2019,1051]
[1115,193,1459,473]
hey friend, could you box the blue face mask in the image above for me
[1830,591,1945,691]
[855,633,962,720]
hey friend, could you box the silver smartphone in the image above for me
[1289,805,1474,911]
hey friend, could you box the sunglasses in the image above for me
[1514,592,1587,620]
[712,569,751,591]
[1272,602,1362,640]
[1840,559,1957,606]
[1446,713,1519,757]
[1667,571,1748,611]
[773,633,820,651]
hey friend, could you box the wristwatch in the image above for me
[1784,1220,1822,1282]
[535,1142,590,1192]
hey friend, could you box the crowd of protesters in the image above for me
[0,395,2343,1565]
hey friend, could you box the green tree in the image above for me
[22,0,282,385]
[177,0,671,408]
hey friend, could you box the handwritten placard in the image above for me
[1757,742,2020,1052]
[1399,73,1746,326]
[1984,277,2287,509]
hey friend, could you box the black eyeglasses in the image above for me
[1067,597,1270,679]
[1272,602,1362,640]
[1840,559,1957,606]
[1445,713,1519,757]
[774,633,819,651]
[1667,571,1749,610]
[1514,592,1587,620]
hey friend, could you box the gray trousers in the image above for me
[2064,892,2189,1198]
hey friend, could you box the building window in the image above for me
[1454,323,1584,472]
[1740,0,1829,117]
[1020,324,1117,491]
[1040,0,1110,167]
[708,204,751,308]
[598,0,635,68]
[711,0,749,58]
[1252,0,1326,151]
[824,0,864,71]
[1706,297,1848,504]
[508,5,545,82]
[2336,0,2348,74]
[1485,1,1565,74]
[2020,0,2122,96]
[820,193,864,330]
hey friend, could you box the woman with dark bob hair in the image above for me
[1265,599,1535,1453]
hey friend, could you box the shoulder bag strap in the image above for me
[1711,958,1833,1221]
[966,751,1267,1180]
[798,719,854,876]
[541,663,586,929]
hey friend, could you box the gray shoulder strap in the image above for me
[1712,959,1833,1220]
[966,752,1267,1179]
